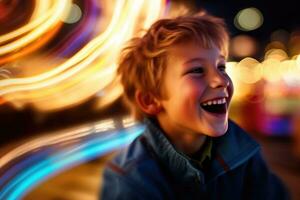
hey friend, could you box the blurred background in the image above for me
[0,0,300,199]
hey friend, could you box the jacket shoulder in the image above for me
[102,135,173,199]
[242,151,291,199]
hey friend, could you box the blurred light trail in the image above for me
[0,0,167,112]
[0,0,51,44]
[0,117,144,200]
[0,117,136,169]
[0,24,62,65]
[0,0,71,63]
[0,148,53,188]
[0,68,11,79]
[52,0,100,57]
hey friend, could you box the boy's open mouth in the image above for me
[200,97,227,114]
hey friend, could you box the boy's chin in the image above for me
[206,122,228,137]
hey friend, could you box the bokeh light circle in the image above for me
[234,7,263,31]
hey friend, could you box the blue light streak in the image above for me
[0,148,52,188]
[0,125,144,200]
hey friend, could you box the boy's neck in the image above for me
[169,133,207,155]
[154,117,207,155]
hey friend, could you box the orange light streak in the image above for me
[0,0,167,111]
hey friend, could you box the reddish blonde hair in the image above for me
[118,13,230,120]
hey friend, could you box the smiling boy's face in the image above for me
[156,41,234,138]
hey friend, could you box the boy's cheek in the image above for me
[226,75,234,102]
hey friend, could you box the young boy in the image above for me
[101,13,290,199]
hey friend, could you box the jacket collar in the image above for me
[207,120,260,182]
[143,118,259,184]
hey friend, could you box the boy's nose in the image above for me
[208,71,230,89]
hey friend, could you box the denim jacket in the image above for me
[101,119,290,199]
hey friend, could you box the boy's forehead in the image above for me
[167,42,224,64]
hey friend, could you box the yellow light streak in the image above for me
[0,23,62,65]
[2,0,140,93]
[0,1,71,54]
[30,0,51,20]
[0,0,52,45]
[0,0,126,88]
[0,0,166,111]
[95,77,124,109]
[141,0,165,30]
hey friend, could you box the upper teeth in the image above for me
[202,98,226,106]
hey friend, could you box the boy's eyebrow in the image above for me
[184,58,205,65]
[184,56,225,65]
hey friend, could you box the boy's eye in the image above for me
[187,67,204,74]
[218,65,226,72]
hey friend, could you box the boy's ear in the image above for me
[135,90,162,115]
